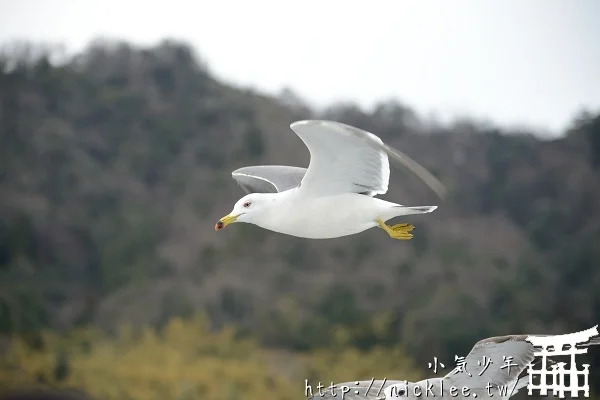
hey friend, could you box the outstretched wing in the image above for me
[443,330,600,397]
[231,165,306,194]
[290,120,390,197]
[443,335,535,391]
[290,120,447,199]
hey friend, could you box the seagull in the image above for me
[215,120,447,240]
[308,329,600,400]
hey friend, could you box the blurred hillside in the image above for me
[0,39,599,398]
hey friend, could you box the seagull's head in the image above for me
[215,193,277,231]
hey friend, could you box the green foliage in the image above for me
[316,283,364,327]
[572,111,600,168]
[0,316,293,400]
[437,240,474,267]
[98,203,168,292]
[243,126,266,159]
[0,314,420,400]
[280,240,312,270]
[352,237,375,265]
[0,288,48,333]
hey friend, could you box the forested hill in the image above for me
[1,39,599,381]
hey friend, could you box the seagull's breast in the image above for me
[257,191,383,239]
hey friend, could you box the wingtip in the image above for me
[290,120,318,129]
[231,166,249,177]
[290,119,342,130]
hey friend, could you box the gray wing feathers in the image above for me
[231,165,306,194]
[444,335,536,389]
[444,331,600,396]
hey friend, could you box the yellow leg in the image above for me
[376,219,414,240]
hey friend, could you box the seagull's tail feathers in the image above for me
[408,206,438,213]
[394,205,438,217]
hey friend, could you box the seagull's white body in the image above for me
[246,188,435,239]
[216,120,444,240]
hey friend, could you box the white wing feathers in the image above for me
[230,120,447,199]
[290,120,447,199]
[290,120,391,196]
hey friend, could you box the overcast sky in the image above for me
[1,0,599,136]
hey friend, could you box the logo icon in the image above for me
[526,325,599,398]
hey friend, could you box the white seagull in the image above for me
[215,120,446,240]
[308,329,600,400]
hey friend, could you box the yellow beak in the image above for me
[215,214,238,231]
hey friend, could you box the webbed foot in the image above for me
[376,219,414,240]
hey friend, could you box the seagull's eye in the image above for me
[243,201,251,208]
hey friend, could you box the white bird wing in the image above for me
[441,335,535,399]
[290,120,447,199]
[307,380,405,400]
[231,165,307,194]
[442,332,600,397]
